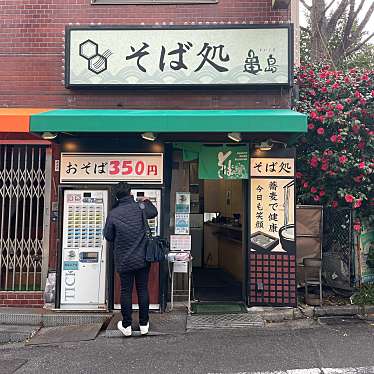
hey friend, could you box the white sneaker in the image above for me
[117,321,132,337]
[140,322,149,335]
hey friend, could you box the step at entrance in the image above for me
[187,313,265,330]
[191,302,247,314]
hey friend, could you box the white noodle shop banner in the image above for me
[60,153,163,184]
[66,25,292,87]
[249,155,295,255]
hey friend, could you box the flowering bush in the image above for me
[293,64,374,231]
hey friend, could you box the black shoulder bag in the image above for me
[140,205,169,263]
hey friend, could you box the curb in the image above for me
[314,304,374,317]
[0,312,112,327]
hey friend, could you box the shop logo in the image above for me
[79,39,113,74]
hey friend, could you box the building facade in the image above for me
[0,0,306,309]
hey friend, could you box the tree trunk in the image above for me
[310,0,329,63]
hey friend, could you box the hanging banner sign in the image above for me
[198,146,249,180]
[248,149,297,308]
[249,155,295,254]
[60,153,163,184]
[65,25,292,87]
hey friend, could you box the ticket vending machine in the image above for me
[56,186,162,311]
[57,188,109,310]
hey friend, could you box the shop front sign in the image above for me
[60,153,163,184]
[66,25,292,87]
[198,146,249,180]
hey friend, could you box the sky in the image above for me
[299,1,374,36]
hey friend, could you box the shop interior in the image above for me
[171,153,246,303]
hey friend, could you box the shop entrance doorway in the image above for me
[192,179,246,303]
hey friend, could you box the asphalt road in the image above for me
[0,319,373,374]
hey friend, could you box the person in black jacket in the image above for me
[104,182,158,337]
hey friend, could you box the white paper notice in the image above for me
[170,235,191,252]
[173,261,188,273]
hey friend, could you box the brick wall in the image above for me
[0,0,291,109]
[0,292,44,308]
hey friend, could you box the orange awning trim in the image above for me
[0,108,53,132]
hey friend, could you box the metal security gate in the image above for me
[0,144,51,291]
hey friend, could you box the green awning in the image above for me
[30,109,307,133]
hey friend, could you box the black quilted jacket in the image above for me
[104,196,158,272]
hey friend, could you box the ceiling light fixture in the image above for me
[41,132,57,140]
[141,132,156,141]
[227,132,242,142]
[255,138,287,151]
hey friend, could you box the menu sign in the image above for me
[60,153,163,184]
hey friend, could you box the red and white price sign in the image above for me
[60,153,163,184]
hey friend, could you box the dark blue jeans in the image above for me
[119,265,150,328]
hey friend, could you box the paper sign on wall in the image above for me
[175,214,190,234]
[176,192,190,213]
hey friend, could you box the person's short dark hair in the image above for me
[114,182,131,199]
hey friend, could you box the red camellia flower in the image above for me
[337,135,342,143]
[354,199,362,209]
[352,124,360,134]
[326,110,334,118]
[354,91,362,98]
[371,90,374,97]
[310,157,319,168]
[319,190,326,197]
[321,87,328,93]
[310,111,318,119]
[311,186,318,193]
[361,74,369,81]
[353,175,364,183]
[339,155,348,164]
[317,127,325,135]
[358,141,365,150]
[331,201,338,208]
[331,82,340,89]
[314,195,320,202]
[321,164,329,171]
[345,194,354,203]
[330,134,337,143]
[308,123,315,130]
[303,182,309,189]
[359,98,366,105]
[336,103,344,111]
[296,172,303,179]
[354,223,361,232]
[358,162,365,169]
[345,98,352,104]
